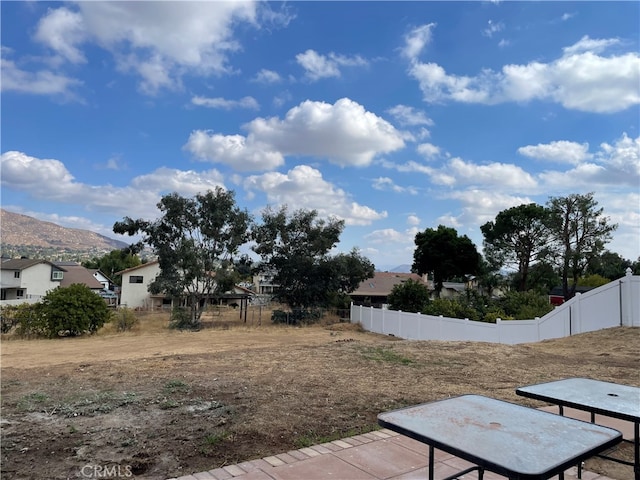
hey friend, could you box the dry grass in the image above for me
[1,310,638,480]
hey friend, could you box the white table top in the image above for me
[516,378,640,422]
[378,394,622,479]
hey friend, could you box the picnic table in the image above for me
[516,377,640,480]
[378,394,622,480]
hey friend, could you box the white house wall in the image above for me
[16,263,60,299]
[119,263,161,309]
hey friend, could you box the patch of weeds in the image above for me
[163,380,190,395]
[359,346,415,365]
[17,392,49,411]
[121,438,137,448]
[68,424,78,434]
[55,391,140,418]
[199,431,230,455]
[159,399,179,409]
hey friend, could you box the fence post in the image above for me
[620,268,632,326]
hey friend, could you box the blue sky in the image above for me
[2,1,639,271]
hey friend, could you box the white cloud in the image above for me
[184,131,284,172]
[296,49,367,81]
[0,56,82,98]
[35,7,87,64]
[191,95,259,110]
[445,190,534,232]
[25,2,291,94]
[186,98,405,171]
[0,150,225,219]
[387,105,434,127]
[407,215,420,226]
[253,68,281,84]
[372,177,417,195]
[402,23,436,60]
[244,165,387,226]
[483,20,504,38]
[409,35,640,113]
[518,141,592,165]
[417,143,441,160]
[537,134,640,188]
[563,35,620,55]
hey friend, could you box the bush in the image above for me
[2,303,49,336]
[422,298,481,321]
[387,279,430,313]
[271,308,323,325]
[39,284,112,337]
[114,307,139,331]
[169,306,197,330]
[496,290,553,319]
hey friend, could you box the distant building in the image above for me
[349,272,428,308]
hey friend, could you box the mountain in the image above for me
[1,209,128,259]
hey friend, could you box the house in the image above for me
[0,258,65,304]
[118,261,258,310]
[54,262,104,293]
[349,272,429,308]
[116,261,167,310]
[253,270,279,295]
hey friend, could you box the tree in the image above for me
[252,207,374,311]
[113,188,251,328]
[546,193,617,300]
[387,279,430,313]
[480,203,550,291]
[412,225,480,297]
[586,250,633,280]
[82,249,142,286]
[40,284,112,337]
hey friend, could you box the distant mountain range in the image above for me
[1,209,128,259]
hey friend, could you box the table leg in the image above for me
[429,445,434,480]
[634,421,639,480]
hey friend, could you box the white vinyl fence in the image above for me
[351,271,639,345]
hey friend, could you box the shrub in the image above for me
[422,298,481,321]
[387,279,430,313]
[271,308,323,325]
[2,303,49,336]
[169,306,198,330]
[114,307,138,331]
[39,284,112,337]
[496,290,553,319]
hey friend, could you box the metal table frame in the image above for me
[516,378,640,480]
[378,394,622,480]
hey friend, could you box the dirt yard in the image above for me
[1,310,638,480]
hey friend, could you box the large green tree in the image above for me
[82,249,142,286]
[412,225,480,297]
[252,207,374,310]
[480,203,550,291]
[113,188,251,327]
[546,193,617,300]
[586,250,633,280]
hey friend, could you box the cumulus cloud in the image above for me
[191,95,259,110]
[372,177,418,195]
[0,151,225,219]
[185,98,405,170]
[184,131,284,172]
[244,165,387,226]
[518,140,592,165]
[402,23,436,60]
[392,156,536,190]
[417,143,441,160]
[296,49,367,81]
[445,190,534,230]
[253,68,282,84]
[0,55,82,98]
[24,2,292,95]
[409,35,640,113]
[407,215,421,226]
[537,134,640,188]
[387,105,434,127]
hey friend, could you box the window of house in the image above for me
[52,271,63,280]
[129,276,144,284]
[16,290,24,297]
[14,271,20,279]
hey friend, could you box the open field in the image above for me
[1,309,639,480]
